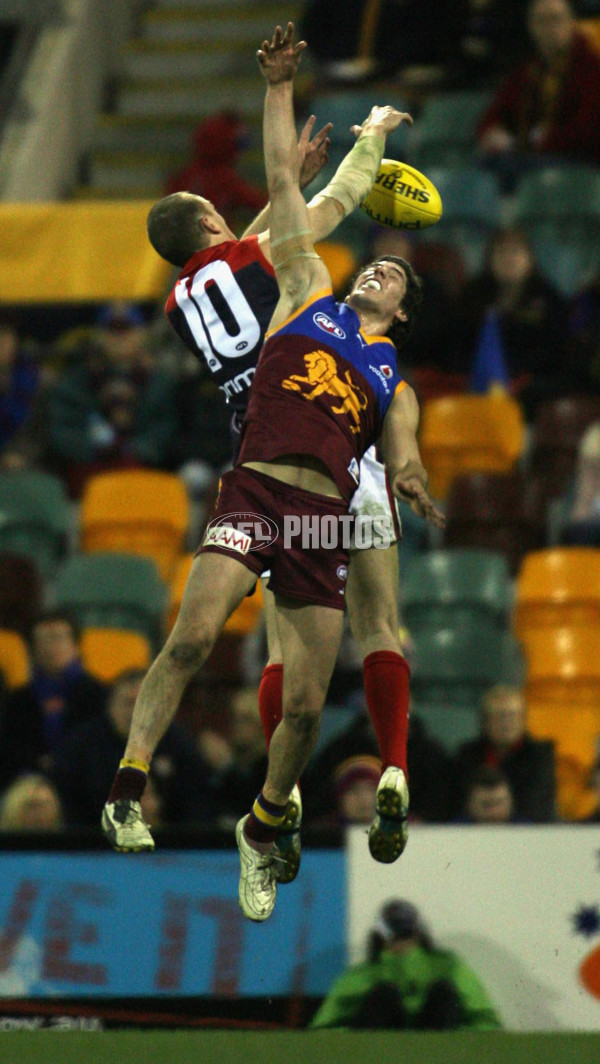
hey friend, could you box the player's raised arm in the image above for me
[381,384,446,529]
[306,105,413,242]
[241,115,332,239]
[257,23,330,330]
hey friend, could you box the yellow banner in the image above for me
[0,202,172,302]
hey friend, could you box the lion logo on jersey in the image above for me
[281,350,368,433]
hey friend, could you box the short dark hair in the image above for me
[146,193,207,267]
[347,255,423,352]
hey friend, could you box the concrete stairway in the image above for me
[77,0,304,199]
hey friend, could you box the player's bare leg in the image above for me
[346,543,409,862]
[237,597,343,919]
[102,552,257,851]
[258,582,302,882]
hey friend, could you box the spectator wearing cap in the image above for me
[44,301,177,497]
[334,754,381,825]
[311,898,502,1029]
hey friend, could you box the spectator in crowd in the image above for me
[451,0,530,87]
[559,421,600,544]
[0,313,40,462]
[332,753,381,826]
[567,273,600,394]
[580,755,600,822]
[55,668,213,829]
[302,703,452,825]
[311,897,502,1028]
[477,0,600,190]
[301,0,466,85]
[199,685,269,832]
[450,226,569,418]
[0,773,64,832]
[0,610,107,792]
[165,111,266,233]
[449,685,557,822]
[44,302,178,497]
[458,764,517,824]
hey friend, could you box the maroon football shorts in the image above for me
[196,466,349,610]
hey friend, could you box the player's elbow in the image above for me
[267,165,297,198]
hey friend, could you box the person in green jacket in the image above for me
[310,898,502,1030]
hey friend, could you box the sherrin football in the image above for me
[361,159,443,230]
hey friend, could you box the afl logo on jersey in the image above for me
[313,312,346,340]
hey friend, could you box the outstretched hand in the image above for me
[350,105,413,139]
[257,22,307,84]
[299,115,333,189]
[390,468,446,529]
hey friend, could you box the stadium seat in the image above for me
[418,392,526,501]
[417,166,502,275]
[523,625,600,702]
[54,552,167,651]
[407,90,493,171]
[315,241,358,294]
[410,702,481,755]
[529,395,600,500]
[167,553,264,636]
[401,548,512,634]
[409,626,514,707]
[80,469,190,582]
[443,471,547,576]
[0,470,70,579]
[526,702,599,769]
[515,547,600,638]
[80,627,151,684]
[0,553,43,636]
[514,166,600,295]
[0,628,30,688]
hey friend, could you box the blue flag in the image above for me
[470,308,509,393]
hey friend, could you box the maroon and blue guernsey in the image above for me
[165,236,279,413]
[237,288,407,503]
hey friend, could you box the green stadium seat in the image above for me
[513,166,600,295]
[0,470,70,579]
[411,702,481,754]
[53,552,167,651]
[417,166,501,275]
[408,89,493,171]
[410,627,522,707]
[401,548,512,633]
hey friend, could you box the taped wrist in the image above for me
[312,134,385,217]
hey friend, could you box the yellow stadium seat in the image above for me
[418,392,525,500]
[80,470,190,582]
[80,628,151,684]
[315,241,358,293]
[555,755,597,821]
[515,547,600,638]
[0,629,29,688]
[524,626,600,702]
[167,553,264,635]
[527,702,600,769]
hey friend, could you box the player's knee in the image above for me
[282,685,323,734]
[165,623,214,674]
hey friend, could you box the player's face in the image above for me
[347,259,408,324]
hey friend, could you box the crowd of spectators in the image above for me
[1,0,600,836]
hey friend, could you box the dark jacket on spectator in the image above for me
[449,734,557,823]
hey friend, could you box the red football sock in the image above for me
[258,663,283,749]
[363,651,410,776]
